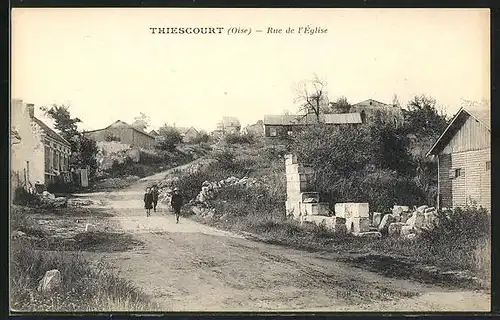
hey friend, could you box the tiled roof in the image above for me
[33,117,71,147]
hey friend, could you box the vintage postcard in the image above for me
[10,8,491,313]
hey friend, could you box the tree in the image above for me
[329,96,351,114]
[42,104,98,180]
[403,94,448,139]
[41,104,81,152]
[157,124,183,151]
[132,112,150,132]
[392,94,401,108]
[294,74,329,121]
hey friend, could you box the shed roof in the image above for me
[426,107,491,157]
[33,117,72,147]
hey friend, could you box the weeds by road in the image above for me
[10,205,156,312]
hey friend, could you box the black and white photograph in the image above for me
[10,8,491,313]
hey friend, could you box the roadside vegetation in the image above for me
[10,205,158,312]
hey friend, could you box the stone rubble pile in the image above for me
[372,205,439,239]
[184,176,260,219]
[38,191,68,209]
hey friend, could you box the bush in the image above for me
[190,132,210,144]
[224,133,254,144]
[47,178,78,194]
[156,128,183,151]
[419,206,490,268]
[13,187,38,206]
[212,184,285,219]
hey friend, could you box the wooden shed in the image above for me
[426,108,491,212]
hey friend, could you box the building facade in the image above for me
[350,99,404,127]
[176,126,199,143]
[243,120,265,136]
[11,99,72,190]
[426,108,491,212]
[84,120,155,149]
[263,113,362,138]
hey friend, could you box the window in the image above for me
[486,161,491,171]
[270,127,277,137]
[449,168,464,179]
[44,146,50,171]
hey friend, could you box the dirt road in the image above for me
[77,167,490,312]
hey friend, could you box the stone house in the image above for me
[426,107,490,212]
[242,120,265,136]
[263,113,362,138]
[11,99,72,190]
[84,120,155,149]
[349,99,404,127]
[212,116,241,136]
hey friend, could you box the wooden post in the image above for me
[436,155,440,210]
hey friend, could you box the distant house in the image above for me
[213,116,241,136]
[175,126,199,143]
[11,99,72,190]
[350,99,404,126]
[263,113,362,138]
[243,120,265,136]
[149,130,159,137]
[426,107,491,212]
[84,120,155,149]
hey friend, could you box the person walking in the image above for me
[144,187,154,217]
[152,184,159,213]
[170,187,183,224]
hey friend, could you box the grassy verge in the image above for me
[10,206,157,312]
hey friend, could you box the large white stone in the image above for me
[392,205,410,216]
[37,269,62,293]
[378,214,395,233]
[346,217,371,235]
[335,203,369,219]
[372,212,383,227]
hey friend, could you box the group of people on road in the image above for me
[144,184,183,223]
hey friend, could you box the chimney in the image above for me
[26,103,35,119]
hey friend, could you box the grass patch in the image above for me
[10,240,159,312]
[10,205,156,311]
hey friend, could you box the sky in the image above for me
[12,8,490,132]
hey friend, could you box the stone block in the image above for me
[407,211,425,229]
[346,217,371,235]
[392,205,410,216]
[335,203,369,219]
[284,154,297,166]
[401,225,414,237]
[301,202,330,216]
[372,212,383,227]
[301,192,319,203]
[286,173,308,182]
[416,205,429,213]
[378,213,395,233]
[388,222,407,237]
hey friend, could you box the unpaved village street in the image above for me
[76,167,490,312]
